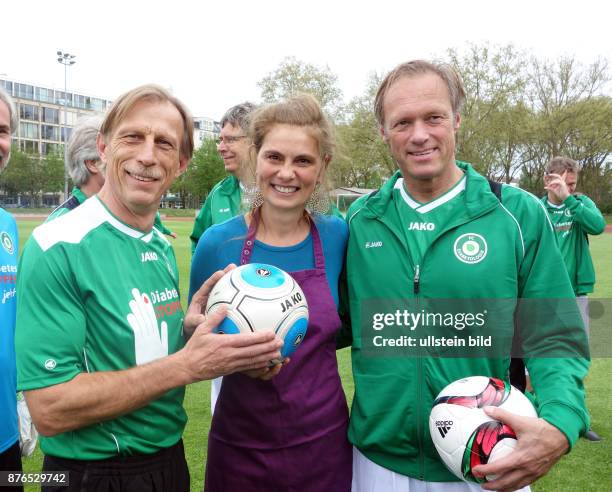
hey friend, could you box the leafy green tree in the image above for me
[0,148,78,207]
[41,152,66,193]
[258,57,344,118]
[520,57,611,201]
[446,43,529,180]
[173,138,227,207]
[332,73,393,189]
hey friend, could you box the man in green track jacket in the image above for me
[542,155,606,442]
[342,60,590,491]
[189,102,256,254]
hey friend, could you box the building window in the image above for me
[61,127,73,142]
[42,107,59,124]
[55,91,73,106]
[41,125,60,141]
[16,83,34,100]
[74,94,92,109]
[20,140,39,154]
[90,98,106,112]
[19,122,39,139]
[0,80,13,94]
[19,104,40,121]
[35,87,55,103]
[41,142,61,155]
[60,111,77,126]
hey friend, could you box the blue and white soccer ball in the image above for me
[205,263,309,361]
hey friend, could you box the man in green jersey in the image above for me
[189,102,256,254]
[342,60,589,491]
[543,155,606,442]
[15,85,281,492]
[48,115,176,237]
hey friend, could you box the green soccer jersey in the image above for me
[393,175,466,271]
[16,196,187,460]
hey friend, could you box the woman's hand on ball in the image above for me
[243,358,290,380]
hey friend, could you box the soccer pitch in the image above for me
[16,218,611,492]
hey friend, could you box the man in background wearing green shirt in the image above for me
[543,155,606,442]
[189,102,256,254]
[16,85,282,492]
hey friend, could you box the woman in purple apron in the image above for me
[189,94,351,491]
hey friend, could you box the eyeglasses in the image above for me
[216,135,246,145]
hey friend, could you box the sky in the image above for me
[2,0,610,119]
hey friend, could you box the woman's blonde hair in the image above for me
[243,94,335,213]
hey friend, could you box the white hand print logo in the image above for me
[126,288,168,365]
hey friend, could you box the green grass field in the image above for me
[14,218,611,492]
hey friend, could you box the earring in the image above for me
[305,182,332,215]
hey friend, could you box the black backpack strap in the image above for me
[488,179,502,202]
[488,179,527,390]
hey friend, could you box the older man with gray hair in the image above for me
[48,115,105,220]
[0,85,23,490]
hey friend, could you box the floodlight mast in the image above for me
[56,51,76,198]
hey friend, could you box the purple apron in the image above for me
[205,211,351,491]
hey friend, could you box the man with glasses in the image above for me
[189,102,256,254]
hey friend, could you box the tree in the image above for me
[520,57,612,198]
[332,73,393,189]
[0,148,67,207]
[258,57,343,118]
[41,152,66,193]
[173,138,227,207]
[445,43,529,180]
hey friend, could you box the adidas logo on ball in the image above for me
[435,420,453,438]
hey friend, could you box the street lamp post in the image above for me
[57,50,76,198]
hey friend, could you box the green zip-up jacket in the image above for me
[342,162,589,481]
[190,175,241,254]
[540,194,605,295]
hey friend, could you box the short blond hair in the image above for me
[374,60,465,128]
[101,84,194,160]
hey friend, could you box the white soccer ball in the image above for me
[205,263,309,361]
[429,376,537,483]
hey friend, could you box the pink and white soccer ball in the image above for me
[429,376,537,483]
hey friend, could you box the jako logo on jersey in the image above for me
[435,420,453,438]
[1,232,14,255]
[408,222,435,231]
[365,241,383,249]
[44,359,57,371]
[219,207,230,213]
[453,233,487,264]
[141,251,159,262]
